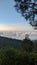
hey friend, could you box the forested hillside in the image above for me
[0,36,22,48]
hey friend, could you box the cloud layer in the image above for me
[0,31,37,40]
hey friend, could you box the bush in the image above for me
[0,47,37,65]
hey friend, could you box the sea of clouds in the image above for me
[0,31,37,40]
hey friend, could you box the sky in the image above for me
[0,0,36,32]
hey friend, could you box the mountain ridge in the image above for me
[0,36,22,48]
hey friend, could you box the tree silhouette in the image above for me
[22,38,33,52]
[14,0,37,29]
[25,34,29,39]
[21,34,33,52]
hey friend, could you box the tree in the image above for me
[14,0,37,29]
[22,38,33,52]
[25,34,29,39]
[21,34,33,52]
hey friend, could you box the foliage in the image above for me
[0,47,37,65]
[14,0,37,28]
[22,38,33,52]
[0,37,37,65]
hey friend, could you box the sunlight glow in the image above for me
[0,25,33,32]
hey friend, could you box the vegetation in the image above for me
[0,47,37,65]
[0,36,37,52]
[22,38,33,52]
[0,36,37,65]
[0,36,22,49]
[14,0,37,29]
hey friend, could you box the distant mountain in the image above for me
[0,36,22,48]
[33,40,37,43]
[0,36,37,50]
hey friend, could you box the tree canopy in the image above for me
[22,34,33,52]
[14,0,37,29]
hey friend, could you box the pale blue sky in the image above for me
[0,0,33,31]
